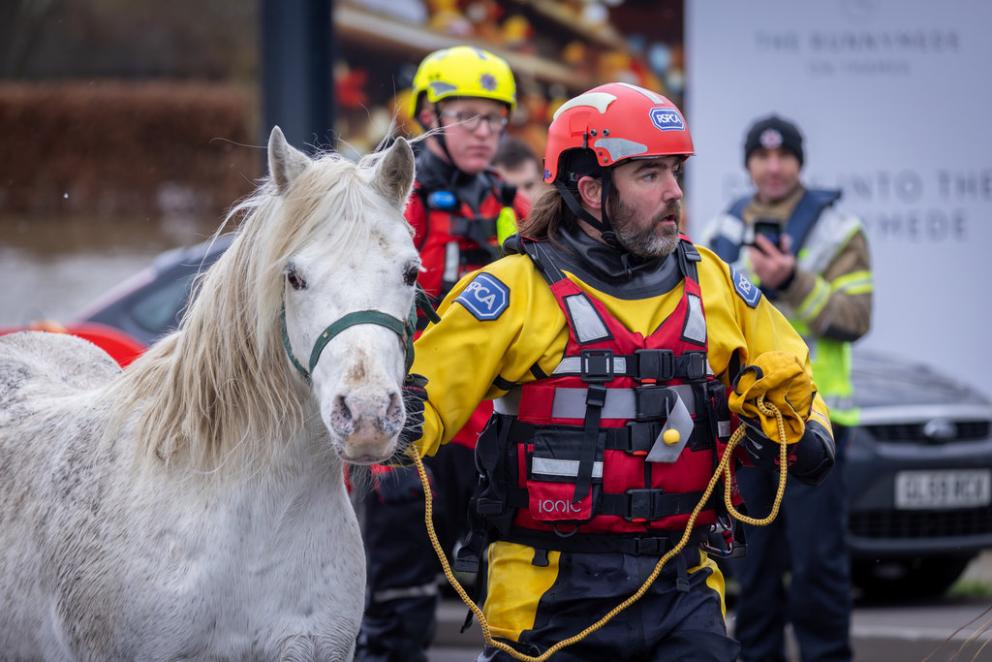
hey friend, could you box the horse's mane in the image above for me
[107,149,406,472]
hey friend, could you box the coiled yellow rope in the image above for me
[407,397,791,662]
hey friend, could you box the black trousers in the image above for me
[732,425,853,662]
[478,546,738,662]
[355,444,476,662]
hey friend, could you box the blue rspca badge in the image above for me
[731,267,762,308]
[649,106,685,132]
[455,273,510,321]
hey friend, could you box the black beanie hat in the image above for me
[744,115,804,166]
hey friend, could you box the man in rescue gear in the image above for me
[701,114,873,662]
[355,45,531,662]
[400,83,836,661]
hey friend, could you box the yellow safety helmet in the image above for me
[409,46,517,119]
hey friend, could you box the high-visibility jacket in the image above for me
[703,188,872,427]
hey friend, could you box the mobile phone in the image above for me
[748,220,783,249]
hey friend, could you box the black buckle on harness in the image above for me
[580,350,614,383]
[632,537,668,555]
[624,422,659,455]
[476,496,505,516]
[635,349,674,381]
[585,383,608,408]
[626,488,656,522]
[681,352,708,381]
[634,385,676,421]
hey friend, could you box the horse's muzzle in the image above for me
[329,387,404,463]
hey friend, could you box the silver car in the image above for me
[847,350,992,599]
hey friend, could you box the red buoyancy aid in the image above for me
[477,237,738,551]
[407,180,526,449]
[409,180,526,301]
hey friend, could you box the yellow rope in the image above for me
[407,397,791,662]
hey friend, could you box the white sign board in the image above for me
[686,0,992,396]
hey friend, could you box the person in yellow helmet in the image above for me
[396,83,836,661]
[356,46,530,662]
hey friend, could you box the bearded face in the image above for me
[603,156,685,259]
[610,193,682,258]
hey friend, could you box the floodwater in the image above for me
[0,215,221,326]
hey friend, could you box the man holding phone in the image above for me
[700,115,873,662]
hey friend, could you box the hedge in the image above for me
[0,81,260,218]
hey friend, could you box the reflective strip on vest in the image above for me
[831,269,873,296]
[711,214,745,247]
[550,384,696,420]
[683,294,707,344]
[551,355,715,378]
[564,294,610,343]
[532,457,604,479]
[553,355,629,376]
[795,274,831,323]
[443,241,459,284]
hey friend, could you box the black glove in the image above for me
[740,417,782,470]
[740,418,835,487]
[788,419,836,486]
[399,373,429,451]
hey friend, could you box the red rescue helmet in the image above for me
[543,82,694,184]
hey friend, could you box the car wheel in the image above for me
[852,555,974,602]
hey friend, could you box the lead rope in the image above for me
[407,396,792,662]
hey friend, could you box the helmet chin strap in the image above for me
[432,107,458,171]
[555,170,625,251]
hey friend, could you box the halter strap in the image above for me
[281,288,439,384]
[312,310,406,372]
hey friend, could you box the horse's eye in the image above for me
[286,266,307,291]
[403,263,419,287]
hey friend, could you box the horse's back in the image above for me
[0,330,121,400]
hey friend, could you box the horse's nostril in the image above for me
[387,391,402,419]
[335,395,352,422]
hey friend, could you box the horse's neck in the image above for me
[223,413,342,489]
[173,422,351,544]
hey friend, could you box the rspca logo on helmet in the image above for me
[731,267,762,308]
[649,107,685,132]
[456,273,510,321]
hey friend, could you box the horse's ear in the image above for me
[268,126,310,194]
[372,137,415,209]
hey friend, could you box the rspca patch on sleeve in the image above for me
[649,107,686,132]
[455,273,510,321]
[731,267,762,308]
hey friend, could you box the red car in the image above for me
[1,234,233,367]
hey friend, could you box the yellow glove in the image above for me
[729,351,815,445]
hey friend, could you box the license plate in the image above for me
[895,470,992,510]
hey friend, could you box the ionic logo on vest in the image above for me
[538,499,583,515]
[455,272,510,320]
[649,107,685,131]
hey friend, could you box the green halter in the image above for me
[281,289,439,384]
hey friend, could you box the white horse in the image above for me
[0,127,421,661]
